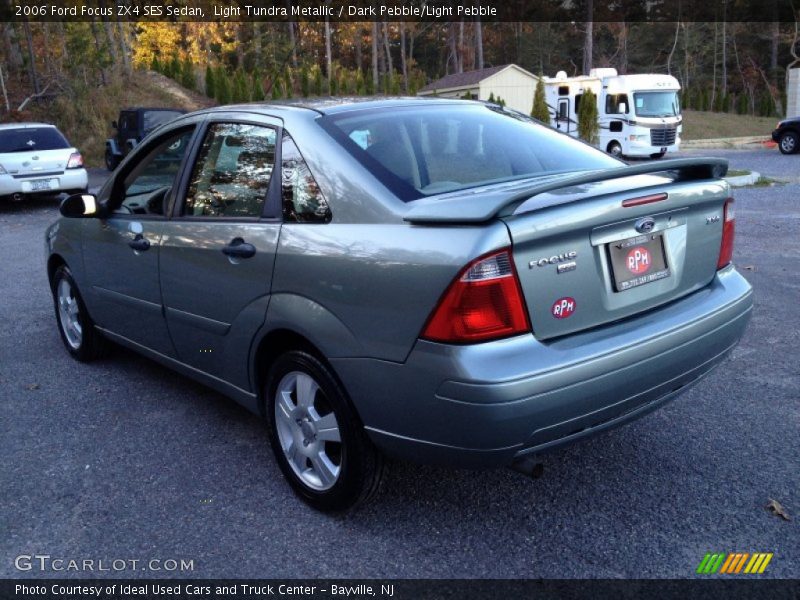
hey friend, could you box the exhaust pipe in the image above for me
[510,456,544,480]
[11,193,23,202]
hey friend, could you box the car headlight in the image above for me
[629,134,648,142]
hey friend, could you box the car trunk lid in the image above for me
[502,174,730,340]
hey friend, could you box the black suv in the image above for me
[771,117,800,155]
[105,107,186,170]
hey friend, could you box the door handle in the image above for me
[128,234,150,251]
[222,237,256,259]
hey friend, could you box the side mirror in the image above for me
[112,120,118,129]
[618,103,628,114]
[60,193,99,218]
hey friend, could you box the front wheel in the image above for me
[51,265,106,361]
[265,351,386,512]
[778,131,798,155]
[607,141,623,157]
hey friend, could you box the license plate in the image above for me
[661,147,668,153]
[26,179,55,192]
[608,233,670,292]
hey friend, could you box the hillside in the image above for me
[2,71,215,167]
[681,110,776,140]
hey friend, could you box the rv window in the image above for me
[606,94,629,114]
[558,86,569,96]
[574,94,583,115]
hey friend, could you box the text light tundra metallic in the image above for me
[45,98,753,511]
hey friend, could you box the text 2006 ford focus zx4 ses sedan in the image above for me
[46,98,753,511]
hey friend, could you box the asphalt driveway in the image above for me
[1,150,797,579]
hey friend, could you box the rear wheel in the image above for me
[105,148,119,171]
[264,350,386,512]
[778,131,798,155]
[51,265,106,361]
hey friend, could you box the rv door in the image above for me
[557,99,570,133]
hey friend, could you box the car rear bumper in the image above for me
[332,266,753,468]
[0,169,88,196]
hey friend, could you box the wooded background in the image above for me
[2,20,799,115]
[0,18,797,164]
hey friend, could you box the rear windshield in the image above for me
[0,127,70,153]
[320,104,621,201]
[143,111,184,133]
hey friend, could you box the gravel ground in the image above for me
[1,152,797,579]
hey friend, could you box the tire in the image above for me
[607,141,623,157]
[264,350,386,512]
[105,148,119,171]
[778,131,798,155]
[51,265,107,362]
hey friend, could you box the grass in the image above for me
[681,110,777,140]
[6,71,212,167]
[727,169,750,177]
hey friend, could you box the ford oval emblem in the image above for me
[635,217,656,234]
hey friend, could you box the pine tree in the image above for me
[215,68,231,104]
[180,57,195,90]
[577,88,599,145]
[271,77,282,100]
[314,68,324,96]
[300,67,310,97]
[356,70,366,95]
[150,54,162,74]
[531,77,550,122]
[488,92,496,103]
[233,70,249,102]
[205,64,215,99]
[251,72,265,101]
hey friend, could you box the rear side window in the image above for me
[0,127,70,153]
[281,134,331,223]
[320,104,621,201]
[184,123,276,218]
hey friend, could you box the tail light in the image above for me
[422,249,530,344]
[66,152,83,169]
[717,198,735,269]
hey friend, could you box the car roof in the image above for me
[194,96,480,117]
[121,107,187,113]
[0,122,57,130]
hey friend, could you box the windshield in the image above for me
[321,104,622,201]
[0,127,70,153]
[142,110,183,133]
[633,91,680,117]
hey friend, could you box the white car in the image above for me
[0,123,88,201]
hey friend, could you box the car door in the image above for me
[81,122,201,356]
[158,115,282,389]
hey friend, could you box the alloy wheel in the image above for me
[274,371,342,491]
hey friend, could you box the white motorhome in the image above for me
[543,68,682,158]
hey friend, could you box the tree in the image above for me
[180,57,195,90]
[251,72,265,101]
[215,68,231,104]
[205,65,215,98]
[577,88,599,145]
[531,76,550,122]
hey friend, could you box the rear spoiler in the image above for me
[403,157,728,224]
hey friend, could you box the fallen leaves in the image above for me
[766,498,791,521]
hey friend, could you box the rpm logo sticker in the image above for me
[551,297,576,319]
[626,246,652,275]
